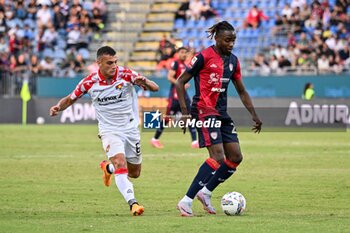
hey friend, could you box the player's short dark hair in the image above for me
[96,46,116,59]
[177,47,188,52]
[206,21,235,40]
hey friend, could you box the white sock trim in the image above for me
[181,195,193,203]
[201,186,212,195]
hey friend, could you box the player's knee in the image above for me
[110,155,127,168]
[227,152,243,164]
[128,170,141,178]
[211,150,225,164]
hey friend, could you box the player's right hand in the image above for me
[50,105,60,116]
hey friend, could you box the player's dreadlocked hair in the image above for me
[206,21,235,40]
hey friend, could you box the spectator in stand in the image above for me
[27,0,37,20]
[53,4,66,31]
[41,23,58,49]
[67,24,80,49]
[90,8,104,39]
[73,54,85,74]
[299,3,311,21]
[14,0,27,20]
[274,44,288,59]
[0,36,7,53]
[71,0,83,18]
[30,54,40,77]
[188,0,203,20]
[0,11,6,36]
[8,33,22,56]
[317,54,330,73]
[289,13,303,33]
[59,0,70,20]
[13,53,30,93]
[36,3,52,26]
[291,0,306,9]
[278,55,292,69]
[338,45,350,63]
[269,55,279,72]
[243,5,269,29]
[39,56,56,76]
[251,53,270,75]
[93,0,107,23]
[77,26,92,50]
[296,32,310,54]
[175,1,190,21]
[281,4,293,19]
[311,1,324,19]
[201,0,218,20]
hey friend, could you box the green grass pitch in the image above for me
[0,125,349,233]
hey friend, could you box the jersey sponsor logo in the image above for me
[191,56,197,65]
[208,73,220,84]
[221,78,230,83]
[116,83,124,89]
[97,92,125,105]
[211,87,226,92]
[229,63,234,71]
[210,63,218,68]
[210,132,218,140]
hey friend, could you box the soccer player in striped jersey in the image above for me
[151,47,198,149]
[175,21,262,216]
[49,46,159,216]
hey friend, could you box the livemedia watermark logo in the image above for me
[143,110,221,129]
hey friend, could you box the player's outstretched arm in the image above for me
[176,71,193,134]
[175,71,192,115]
[233,79,262,133]
[134,76,159,92]
[49,95,77,116]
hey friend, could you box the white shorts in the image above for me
[100,129,142,165]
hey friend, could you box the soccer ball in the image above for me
[221,191,246,216]
[36,116,45,125]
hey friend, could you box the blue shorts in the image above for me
[195,115,239,148]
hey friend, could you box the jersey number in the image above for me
[135,142,141,155]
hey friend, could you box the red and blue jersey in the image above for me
[169,59,188,100]
[187,45,242,118]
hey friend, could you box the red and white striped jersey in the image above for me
[70,66,140,134]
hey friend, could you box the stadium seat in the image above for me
[78,48,90,60]
[174,19,185,29]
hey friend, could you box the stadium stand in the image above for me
[0,0,349,97]
[0,0,108,96]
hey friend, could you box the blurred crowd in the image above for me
[169,0,349,75]
[0,0,107,94]
[251,0,350,74]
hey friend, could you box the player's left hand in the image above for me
[134,76,146,86]
[252,115,262,133]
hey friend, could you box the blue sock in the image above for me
[205,160,239,192]
[186,158,219,199]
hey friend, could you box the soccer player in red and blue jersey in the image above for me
[175,21,262,216]
[151,47,198,149]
